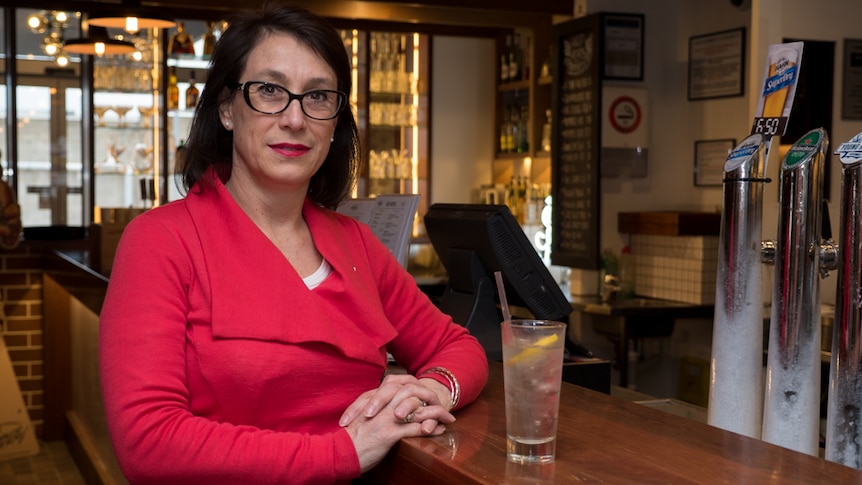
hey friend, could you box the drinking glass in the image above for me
[113,106,133,128]
[94,106,111,127]
[138,106,156,128]
[501,319,566,464]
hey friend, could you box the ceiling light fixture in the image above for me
[86,0,175,34]
[26,10,78,65]
[88,14,176,34]
[63,26,137,56]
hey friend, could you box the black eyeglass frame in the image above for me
[230,81,347,120]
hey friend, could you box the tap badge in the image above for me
[724,134,763,172]
[783,129,823,168]
[835,132,862,165]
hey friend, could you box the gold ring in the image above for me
[404,412,415,424]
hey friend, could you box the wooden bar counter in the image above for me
[364,361,862,484]
[45,250,861,484]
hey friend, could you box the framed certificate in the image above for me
[694,139,735,187]
[603,14,644,80]
[688,28,745,100]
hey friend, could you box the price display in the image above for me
[750,116,787,137]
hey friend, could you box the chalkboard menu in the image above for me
[551,15,602,269]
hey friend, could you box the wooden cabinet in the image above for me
[491,19,554,222]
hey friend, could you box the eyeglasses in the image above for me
[230,81,346,120]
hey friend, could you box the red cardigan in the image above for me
[99,174,489,484]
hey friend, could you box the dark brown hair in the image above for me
[180,2,360,209]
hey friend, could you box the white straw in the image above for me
[494,271,512,324]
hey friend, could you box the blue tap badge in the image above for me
[724,133,764,172]
[835,132,862,165]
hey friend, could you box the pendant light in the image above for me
[63,26,137,56]
[86,0,175,35]
[88,13,176,35]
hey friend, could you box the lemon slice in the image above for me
[506,333,559,365]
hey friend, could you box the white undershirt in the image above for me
[302,258,332,290]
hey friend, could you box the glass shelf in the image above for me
[93,32,161,213]
[352,30,430,226]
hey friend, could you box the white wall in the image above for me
[578,0,750,251]
[430,36,495,204]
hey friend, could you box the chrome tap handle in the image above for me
[818,199,837,278]
[819,239,838,277]
[761,240,776,265]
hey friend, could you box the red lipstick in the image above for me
[270,143,310,158]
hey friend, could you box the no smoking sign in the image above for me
[608,96,642,134]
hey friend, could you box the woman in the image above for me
[99,4,489,484]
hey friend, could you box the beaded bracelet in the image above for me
[419,366,461,410]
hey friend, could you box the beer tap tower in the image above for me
[825,133,862,468]
[712,126,862,465]
[702,39,862,466]
[708,41,807,445]
[709,128,832,456]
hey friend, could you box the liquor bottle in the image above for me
[167,66,179,111]
[202,21,217,57]
[501,35,512,83]
[174,139,186,173]
[185,70,200,110]
[517,105,529,153]
[509,33,520,82]
[517,176,529,222]
[500,54,509,84]
[522,35,531,81]
[541,109,552,152]
[507,176,520,220]
[505,105,515,153]
[499,110,508,153]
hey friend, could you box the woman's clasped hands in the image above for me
[338,373,456,472]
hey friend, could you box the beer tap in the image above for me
[761,128,829,456]
[708,133,767,439]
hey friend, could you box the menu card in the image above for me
[337,194,420,268]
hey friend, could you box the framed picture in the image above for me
[694,139,735,187]
[688,28,745,100]
[842,38,862,120]
[603,13,644,80]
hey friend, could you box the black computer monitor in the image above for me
[423,203,573,360]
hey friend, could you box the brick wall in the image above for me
[1,244,45,438]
